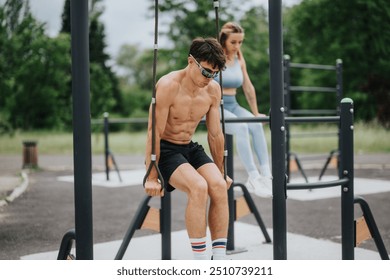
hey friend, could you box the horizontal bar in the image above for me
[285,116,340,123]
[91,118,148,125]
[289,62,336,70]
[224,116,340,124]
[287,177,349,190]
[289,86,337,93]
[289,109,337,115]
[290,131,338,138]
[224,116,269,123]
[91,115,340,126]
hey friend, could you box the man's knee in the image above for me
[208,178,228,199]
[188,178,208,203]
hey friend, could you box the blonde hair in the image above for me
[219,22,244,48]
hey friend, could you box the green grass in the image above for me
[0,122,389,155]
[0,130,148,155]
[287,122,390,154]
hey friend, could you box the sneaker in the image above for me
[246,175,273,198]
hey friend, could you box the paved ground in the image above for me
[0,152,389,260]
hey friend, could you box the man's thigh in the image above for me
[197,163,226,192]
[168,163,207,193]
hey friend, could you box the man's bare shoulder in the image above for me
[207,80,222,101]
[208,79,221,92]
[156,70,184,93]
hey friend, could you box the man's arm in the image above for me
[205,84,225,174]
[144,77,172,196]
[206,84,233,189]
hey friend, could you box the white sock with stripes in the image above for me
[190,237,208,260]
[212,238,227,260]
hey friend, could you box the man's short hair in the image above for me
[189,37,226,71]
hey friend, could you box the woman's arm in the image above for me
[239,50,263,116]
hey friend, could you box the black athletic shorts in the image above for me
[158,139,213,192]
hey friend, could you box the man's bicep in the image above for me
[154,85,172,134]
[206,103,222,137]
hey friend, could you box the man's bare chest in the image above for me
[170,94,210,121]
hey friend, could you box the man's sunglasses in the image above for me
[189,54,219,79]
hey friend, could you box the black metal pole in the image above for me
[115,196,152,260]
[161,192,172,260]
[340,98,354,259]
[354,197,389,260]
[336,59,343,114]
[104,112,110,180]
[268,0,287,260]
[70,0,93,260]
[225,135,235,251]
[283,55,291,182]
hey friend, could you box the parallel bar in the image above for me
[70,0,93,260]
[268,0,287,260]
[287,177,349,190]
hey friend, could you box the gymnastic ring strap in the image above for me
[143,0,165,190]
[143,158,164,190]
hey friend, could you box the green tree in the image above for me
[144,0,272,114]
[0,0,71,130]
[89,0,120,117]
[116,43,173,119]
[239,6,270,114]
[150,0,239,69]
[114,0,242,119]
[60,0,122,118]
[284,0,390,127]
[60,0,71,33]
[116,44,141,85]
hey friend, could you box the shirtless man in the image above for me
[144,37,232,260]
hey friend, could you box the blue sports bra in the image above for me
[214,57,243,89]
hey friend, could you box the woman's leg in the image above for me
[223,109,258,175]
[223,96,272,197]
[249,122,272,177]
[231,106,272,178]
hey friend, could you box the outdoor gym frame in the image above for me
[66,0,365,260]
[283,55,343,183]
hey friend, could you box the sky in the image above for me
[2,0,301,63]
